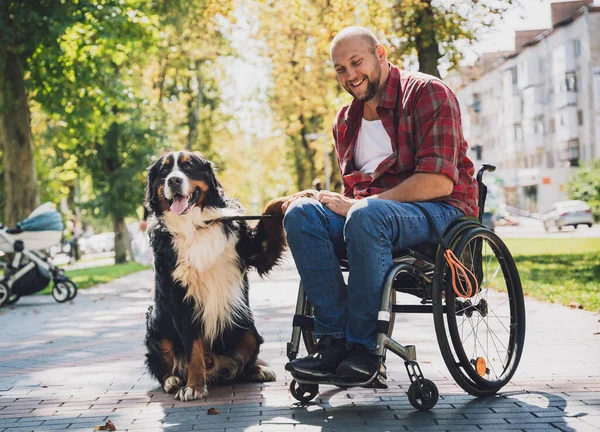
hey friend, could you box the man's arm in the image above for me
[373,79,462,203]
[371,172,453,202]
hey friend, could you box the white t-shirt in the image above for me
[354,118,393,174]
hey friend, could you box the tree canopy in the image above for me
[1,0,525,261]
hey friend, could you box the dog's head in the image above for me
[145,151,226,217]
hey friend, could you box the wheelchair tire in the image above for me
[290,380,318,403]
[407,379,439,411]
[433,227,526,397]
[301,290,397,354]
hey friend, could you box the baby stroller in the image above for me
[0,203,78,307]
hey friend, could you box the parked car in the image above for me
[542,200,594,231]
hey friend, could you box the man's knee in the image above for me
[283,198,322,235]
[344,199,378,239]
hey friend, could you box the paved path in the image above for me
[0,258,599,432]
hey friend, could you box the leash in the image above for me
[203,214,283,223]
[410,203,480,298]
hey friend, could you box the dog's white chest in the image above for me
[170,223,247,343]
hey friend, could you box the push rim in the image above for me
[438,228,525,393]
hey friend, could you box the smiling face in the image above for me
[146,151,225,217]
[331,35,387,102]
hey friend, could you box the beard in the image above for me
[345,62,382,102]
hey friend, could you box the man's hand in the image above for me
[316,191,357,217]
[139,219,148,232]
[280,189,319,214]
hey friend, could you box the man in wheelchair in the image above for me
[281,26,478,383]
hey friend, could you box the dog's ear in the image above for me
[145,158,164,212]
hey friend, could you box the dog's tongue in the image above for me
[170,195,188,215]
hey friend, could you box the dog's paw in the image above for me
[247,364,276,382]
[163,376,183,394]
[175,385,208,401]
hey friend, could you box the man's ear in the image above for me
[376,43,387,64]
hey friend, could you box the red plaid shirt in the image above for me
[332,64,478,217]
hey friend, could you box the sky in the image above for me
[465,0,596,63]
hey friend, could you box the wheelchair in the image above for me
[285,164,526,411]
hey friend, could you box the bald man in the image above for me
[282,27,478,383]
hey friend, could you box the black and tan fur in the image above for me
[144,151,293,401]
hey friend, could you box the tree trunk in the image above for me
[414,0,441,78]
[187,60,204,151]
[297,115,316,190]
[0,50,40,225]
[113,215,130,264]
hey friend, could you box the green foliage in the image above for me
[566,159,600,222]
[28,1,161,223]
[514,253,600,312]
[369,0,517,73]
[503,238,600,312]
[39,261,150,295]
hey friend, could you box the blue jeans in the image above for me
[283,198,464,352]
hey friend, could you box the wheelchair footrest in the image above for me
[290,358,386,389]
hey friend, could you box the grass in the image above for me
[502,238,600,312]
[40,262,151,295]
[38,238,599,312]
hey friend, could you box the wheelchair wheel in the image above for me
[407,379,439,411]
[433,227,526,397]
[290,380,318,403]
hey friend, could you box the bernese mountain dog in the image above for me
[144,150,298,401]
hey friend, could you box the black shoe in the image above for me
[336,344,380,381]
[285,336,347,378]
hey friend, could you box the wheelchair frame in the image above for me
[285,165,527,410]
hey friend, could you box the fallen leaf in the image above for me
[207,408,220,415]
[94,419,116,431]
[42,385,48,388]
[568,302,583,309]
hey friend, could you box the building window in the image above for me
[550,119,556,133]
[513,124,523,141]
[472,93,481,113]
[510,67,518,85]
[546,150,554,168]
[473,145,482,161]
[534,118,544,135]
[575,39,581,57]
[578,110,583,125]
[567,139,580,166]
[565,72,577,92]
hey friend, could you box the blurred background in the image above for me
[0,0,599,267]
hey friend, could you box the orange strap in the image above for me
[444,249,479,298]
[407,202,480,298]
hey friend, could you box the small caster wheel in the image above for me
[290,380,318,403]
[0,282,9,307]
[5,293,20,305]
[52,281,71,303]
[407,379,439,411]
[65,280,78,300]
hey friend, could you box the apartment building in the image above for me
[450,0,600,213]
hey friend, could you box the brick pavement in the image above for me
[0,256,599,432]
